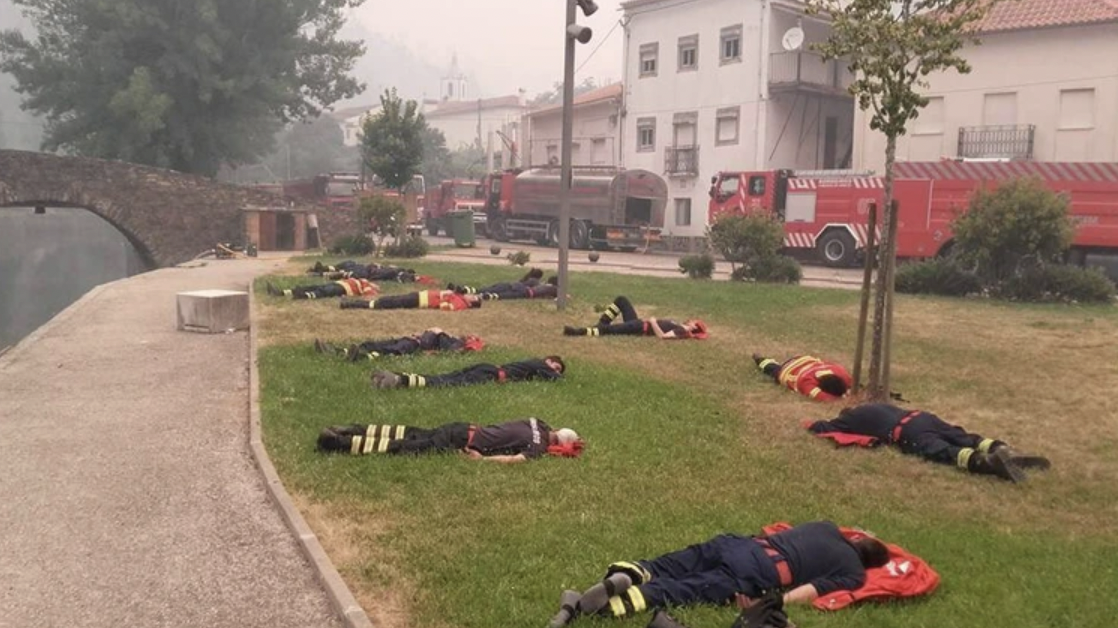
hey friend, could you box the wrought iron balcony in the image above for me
[957,124,1035,160]
[769,51,853,96]
[664,146,699,177]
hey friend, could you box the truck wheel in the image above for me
[817,230,857,267]
[426,219,440,237]
[546,221,560,247]
[488,215,509,242]
[570,220,590,250]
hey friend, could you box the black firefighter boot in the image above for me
[968,448,1027,483]
[647,610,691,628]
[340,298,373,310]
[993,445,1052,471]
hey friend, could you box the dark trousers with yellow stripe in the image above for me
[289,283,348,299]
[393,364,502,388]
[599,296,640,326]
[318,422,471,455]
[601,534,781,617]
[368,292,422,310]
[898,412,1005,469]
[755,356,783,382]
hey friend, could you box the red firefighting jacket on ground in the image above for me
[418,290,473,311]
[762,522,940,610]
[337,278,378,297]
[777,356,852,402]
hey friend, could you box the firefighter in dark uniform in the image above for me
[340,290,482,311]
[313,328,485,362]
[478,279,559,301]
[308,260,429,283]
[548,521,890,627]
[265,277,378,300]
[563,296,709,339]
[808,403,1051,482]
[447,268,545,294]
[371,356,565,389]
[753,353,852,402]
[316,417,583,463]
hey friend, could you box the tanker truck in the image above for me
[482,166,667,250]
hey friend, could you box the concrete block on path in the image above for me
[176,289,249,333]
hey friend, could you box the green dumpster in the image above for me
[449,209,476,248]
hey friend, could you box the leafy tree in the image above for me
[0,0,365,175]
[357,194,406,254]
[805,0,996,400]
[360,88,425,192]
[420,125,452,184]
[528,77,599,107]
[952,177,1075,283]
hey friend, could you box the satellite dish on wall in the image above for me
[781,26,805,52]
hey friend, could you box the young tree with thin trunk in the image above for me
[805,0,995,400]
[360,88,425,194]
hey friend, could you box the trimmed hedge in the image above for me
[328,233,375,256]
[383,235,429,259]
[678,253,715,279]
[995,264,1116,304]
[895,258,982,297]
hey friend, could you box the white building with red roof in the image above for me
[521,83,624,167]
[853,0,1118,170]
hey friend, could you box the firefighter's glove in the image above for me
[731,591,793,628]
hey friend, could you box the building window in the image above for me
[1059,88,1095,130]
[982,92,1017,126]
[715,106,740,146]
[546,144,559,165]
[637,117,656,152]
[678,35,698,72]
[640,43,659,77]
[591,138,608,165]
[674,198,692,227]
[720,25,742,64]
[913,96,944,134]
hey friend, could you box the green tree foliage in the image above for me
[952,177,1075,284]
[420,126,452,185]
[895,258,982,297]
[0,0,365,176]
[708,213,801,283]
[805,0,995,398]
[678,253,715,279]
[357,194,407,254]
[360,88,425,192]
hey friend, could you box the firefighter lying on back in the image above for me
[316,417,583,463]
[265,278,378,300]
[371,356,565,390]
[563,296,709,339]
[308,259,434,283]
[752,353,851,402]
[446,267,545,294]
[339,289,481,311]
[312,328,485,362]
[806,403,1051,483]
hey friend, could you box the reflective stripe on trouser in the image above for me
[350,424,409,454]
[601,303,622,323]
[606,561,652,584]
[978,438,996,453]
[587,327,600,336]
[405,374,427,388]
[957,447,976,470]
[606,587,647,618]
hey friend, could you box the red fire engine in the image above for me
[709,160,1118,267]
[423,179,486,236]
[481,166,667,250]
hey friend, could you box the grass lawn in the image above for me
[256,256,1118,628]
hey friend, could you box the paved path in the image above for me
[0,258,347,628]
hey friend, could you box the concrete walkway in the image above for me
[0,259,352,628]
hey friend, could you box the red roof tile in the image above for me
[528,83,624,116]
[978,0,1118,33]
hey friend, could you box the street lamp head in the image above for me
[577,0,599,16]
[567,23,593,44]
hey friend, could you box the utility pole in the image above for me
[557,0,597,310]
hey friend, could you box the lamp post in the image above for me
[556,0,597,310]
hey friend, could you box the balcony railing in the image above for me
[664,146,699,176]
[769,51,853,96]
[957,124,1035,160]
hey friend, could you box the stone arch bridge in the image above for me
[0,149,354,267]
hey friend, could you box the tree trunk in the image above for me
[866,134,897,401]
[852,202,878,391]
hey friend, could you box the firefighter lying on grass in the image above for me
[340,289,482,311]
[316,417,582,463]
[752,353,852,402]
[306,259,433,283]
[265,277,377,300]
[806,403,1051,483]
[312,328,485,362]
[447,267,560,301]
[371,356,565,390]
[563,296,709,339]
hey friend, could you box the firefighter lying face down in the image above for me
[752,353,852,402]
[563,296,708,339]
[547,520,890,627]
[317,417,583,464]
[371,356,565,390]
[807,403,1051,483]
[312,328,485,362]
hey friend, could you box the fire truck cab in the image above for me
[710,161,1118,267]
[424,179,486,236]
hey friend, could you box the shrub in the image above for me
[952,177,1075,283]
[895,258,982,297]
[357,195,408,253]
[995,264,1116,304]
[731,255,802,284]
[678,253,715,279]
[327,233,375,256]
[383,235,429,258]
[506,251,531,266]
[708,213,784,267]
